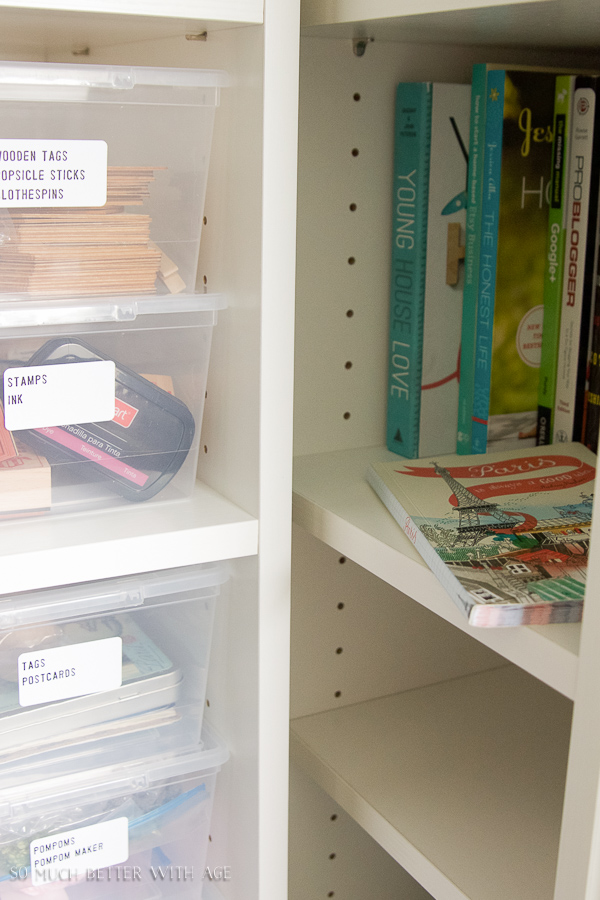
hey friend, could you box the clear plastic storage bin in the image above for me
[0,294,224,517]
[0,724,228,900]
[0,60,227,298]
[0,561,228,758]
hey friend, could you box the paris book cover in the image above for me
[367,442,596,626]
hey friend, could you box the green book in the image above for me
[537,74,574,444]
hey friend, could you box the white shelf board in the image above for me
[0,479,258,594]
[0,0,261,23]
[292,446,581,698]
[290,665,573,900]
[301,0,544,23]
[300,0,600,50]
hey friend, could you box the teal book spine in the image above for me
[457,63,487,454]
[386,81,431,458]
[471,69,505,454]
[537,74,573,444]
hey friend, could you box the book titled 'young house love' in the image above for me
[367,442,596,626]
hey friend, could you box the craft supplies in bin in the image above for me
[0,723,228,900]
[0,561,228,758]
[0,60,227,298]
[0,293,224,517]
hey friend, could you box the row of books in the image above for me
[539,72,600,453]
[386,65,600,462]
[377,66,599,628]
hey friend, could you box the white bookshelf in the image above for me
[291,3,600,899]
[3,1,600,898]
[0,4,299,900]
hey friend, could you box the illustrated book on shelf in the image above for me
[367,442,595,626]
[387,81,470,459]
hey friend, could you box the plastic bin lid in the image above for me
[0,293,227,328]
[0,721,229,811]
[0,560,230,629]
[0,697,206,776]
[0,60,229,90]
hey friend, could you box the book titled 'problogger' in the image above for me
[387,82,470,459]
[554,76,600,444]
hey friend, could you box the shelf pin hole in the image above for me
[352,37,373,57]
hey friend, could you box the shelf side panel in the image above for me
[291,523,505,718]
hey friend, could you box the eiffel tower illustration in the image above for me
[432,461,515,544]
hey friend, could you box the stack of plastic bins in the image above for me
[0,59,230,900]
[0,723,229,900]
[0,58,228,516]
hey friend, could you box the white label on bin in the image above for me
[3,360,115,430]
[0,139,107,206]
[30,817,129,885]
[18,636,122,707]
